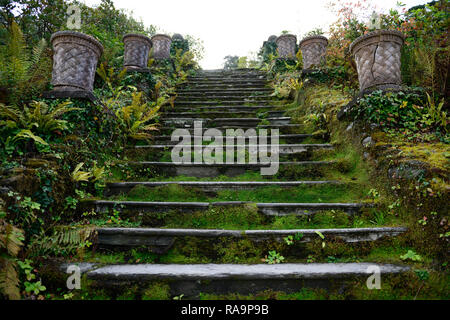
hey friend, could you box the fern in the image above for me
[0,100,80,138]
[0,222,24,300]
[71,163,93,182]
[27,226,96,258]
[0,21,51,105]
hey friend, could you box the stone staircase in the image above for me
[73,69,409,299]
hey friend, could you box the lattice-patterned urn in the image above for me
[50,31,103,92]
[299,36,328,70]
[151,34,172,60]
[350,30,404,91]
[123,34,152,70]
[276,34,297,59]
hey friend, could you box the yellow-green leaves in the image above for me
[71,163,92,182]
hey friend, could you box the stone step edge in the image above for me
[89,200,370,211]
[161,117,291,121]
[135,144,333,149]
[106,180,342,190]
[62,263,410,281]
[151,134,314,140]
[97,227,407,241]
[127,161,333,167]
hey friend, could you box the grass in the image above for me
[92,203,404,230]
[111,183,369,203]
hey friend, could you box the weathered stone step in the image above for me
[184,79,268,85]
[174,100,273,106]
[66,263,410,297]
[156,124,303,134]
[90,200,368,216]
[106,180,341,195]
[151,133,314,144]
[183,84,269,90]
[97,227,407,248]
[176,88,272,94]
[162,110,284,119]
[171,105,276,112]
[127,161,331,177]
[163,111,257,118]
[175,95,272,101]
[161,117,291,127]
[136,144,333,154]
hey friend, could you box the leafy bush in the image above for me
[352,90,448,136]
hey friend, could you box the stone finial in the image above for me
[350,30,405,92]
[276,34,297,59]
[50,31,103,93]
[151,34,172,60]
[123,34,152,70]
[299,36,328,70]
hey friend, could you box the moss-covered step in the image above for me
[88,200,369,216]
[136,144,332,153]
[150,134,315,144]
[96,227,407,249]
[125,161,333,178]
[105,180,341,195]
[59,262,410,298]
[176,91,271,98]
[182,79,268,85]
[162,111,258,118]
[171,106,277,113]
[173,100,274,106]
[175,95,272,101]
[176,88,273,94]
[156,124,304,135]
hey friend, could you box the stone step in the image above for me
[136,144,333,155]
[105,180,341,195]
[170,105,276,112]
[184,79,268,85]
[126,161,331,177]
[174,100,273,106]
[176,88,273,94]
[182,84,269,90]
[90,200,368,216]
[162,110,284,119]
[162,111,257,118]
[175,95,272,101]
[96,227,407,248]
[156,124,303,135]
[151,133,314,144]
[65,262,410,297]
[161,117,291,127]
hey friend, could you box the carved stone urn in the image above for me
[276,34,297,60]
[151,34,172,60]
[50,31,103,93]
[123,34,152,70]
[350,30,405,91]
[299,36,328,70]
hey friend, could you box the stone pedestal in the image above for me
[276,34,297,60]
[299,36,328,70]
[123,34,152,71]
[350,30,404,91]
[50,31,103,93]
[151,34,172,60]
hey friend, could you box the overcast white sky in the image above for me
[82,0,427,69]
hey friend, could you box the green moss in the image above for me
[142,282,171,300]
